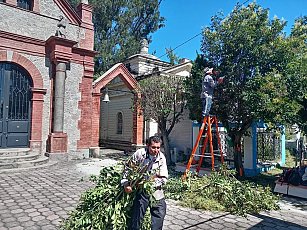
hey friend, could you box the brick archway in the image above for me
[92,63,143,148]
[0,51,46,152]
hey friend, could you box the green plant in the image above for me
[285,149,296,168]
[61,162,154,230]
[165,166,280,216]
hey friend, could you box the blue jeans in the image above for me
[202,94,213,117]
[128,191,166,230]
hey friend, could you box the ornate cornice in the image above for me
[0,30,45,56]
[46,36,77,63]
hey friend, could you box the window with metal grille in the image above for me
[17,0,32,10]
[117,112,123,134]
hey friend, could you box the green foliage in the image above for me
[63,164,280,227]
[165,167,280,216]
[243,72,301,125]
[61,164,153,230]
[165,47,180,65]
[285,149,296,168]
[200,2,293,135]
[184,2,306,174]
[288,16,307,134]
[93,0,164,73]
[68,0,165,74]
[139,75,185,122]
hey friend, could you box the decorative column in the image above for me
[46,36,77,158]
[89,92,101,157]
[53,62,66,132]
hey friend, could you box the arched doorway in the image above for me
[0,62,33,148]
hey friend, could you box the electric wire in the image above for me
[156,0,251,59]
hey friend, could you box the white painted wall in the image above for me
[168,109,193,153]
[243,129,253,169]
[100,92,133,142]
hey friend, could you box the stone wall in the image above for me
[63,63,83,152]
[0,3,84,44]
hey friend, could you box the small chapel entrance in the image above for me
[0,62,32,148]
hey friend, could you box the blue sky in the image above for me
[149,0,307,62]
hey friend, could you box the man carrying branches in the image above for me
[121,136,169,230]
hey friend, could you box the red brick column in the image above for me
[76,53,95,150]
[132,93,144,147]
[77,76,93,149]
[91,92,101,147]
[30,88,47,153]
[5,0,15,6]
[77,3,94,51]
[32,0,40,12]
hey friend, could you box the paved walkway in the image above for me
[0,158,307,230]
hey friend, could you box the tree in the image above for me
[165,47,180,65]
[68,0,165,74]
[137,75,185,163]
[186,3,302,175]
[287,16,307,134]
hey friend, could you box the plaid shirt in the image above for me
[121,148,168,200]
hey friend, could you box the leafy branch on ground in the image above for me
[61,162,153,230]
[62,163,280,229]
[165,165,280,216]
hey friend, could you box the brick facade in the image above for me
[0,0,95,158]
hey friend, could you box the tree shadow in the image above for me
[250,213,307,229]
[179,212,307,230]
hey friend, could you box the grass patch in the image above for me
[285,149,297,168]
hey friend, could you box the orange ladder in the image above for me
[183,115,224,179]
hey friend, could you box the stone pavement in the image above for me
[0,158,307,230]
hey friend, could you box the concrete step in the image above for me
[0,156,49,170]
[0,160,57,173]
[0,148,31,157]
[0,153,40,164]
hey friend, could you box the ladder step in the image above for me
[183,115,225,180]
[193,153,227,157]
[198,148,221,152]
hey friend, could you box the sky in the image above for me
[149,0,307,62]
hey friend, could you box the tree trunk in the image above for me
[161,130,171,164]
[233,134,244,177]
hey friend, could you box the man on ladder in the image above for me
[183,67,225,179]
[201,67,223,117]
